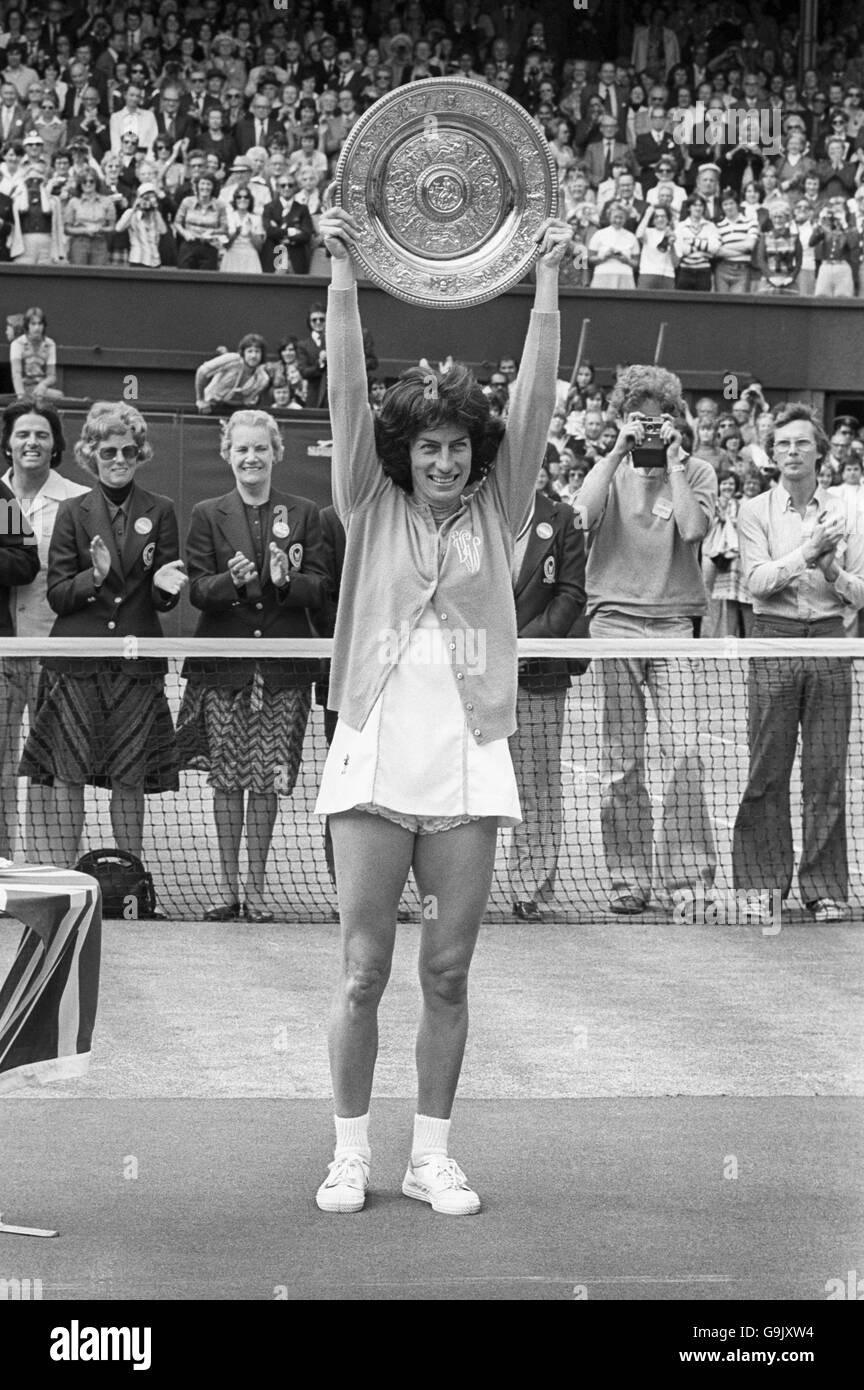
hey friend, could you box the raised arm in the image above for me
[491,217,569,532]
[318,205,382,521]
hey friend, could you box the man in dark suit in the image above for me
[584,114,636,189]
[585,61,628,138]
[0,478,40,635]
[233,93,282,156]
[329,50,367,102]
[262,172,314,274]
[635,106,680,189]
[508,485,586,921]
[152,86,198,147]
[65,92,111,159]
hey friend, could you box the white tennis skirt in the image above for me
[314,607,521,825]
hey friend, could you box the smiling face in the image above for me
[229,422,274,492]
[409,422,472,510]
[9,411,54,477]
[95,428,140,487]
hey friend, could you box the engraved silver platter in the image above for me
[334,77,558,308]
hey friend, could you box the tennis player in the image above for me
[312,204,570,1215]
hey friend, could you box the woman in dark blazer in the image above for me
[177,408,328,922]
[20,401,188,865]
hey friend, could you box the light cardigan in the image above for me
[327,285,559,744]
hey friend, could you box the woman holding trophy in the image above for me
[313,198,571,1216]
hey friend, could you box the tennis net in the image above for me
[1,637,863,921]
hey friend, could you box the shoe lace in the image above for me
[327,1155,367,1187]
[424,1156,469,1189]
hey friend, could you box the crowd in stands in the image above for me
[0,2,861,294]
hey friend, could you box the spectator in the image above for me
[754,201,803,293]
[587,201,639,289]
[584,114,635,189]
[19,401,187,865]
[733,403,864,923]
[10,142,65,263]
[269,339,309,408]
[262,169,314,273]
[635,105,679,189]
[674,194,721,291]
[693,418,730,472]
[0,402,89,860]
[508,485,586,921]
[714,189,759,291]
[109,83,158,155]
[221,184,264,273]
[235,93,282,156]
[177,409,327,921]
[114,180,169,268]
[31,90,66,160]
[0,81,28,147]
[66,87,111,158]
[573,363,718,914]
[195,334,272,415]
[811,201,859,296]
[636,203,678,288]
[3,44,40,104]
[63,167,116,266]
[792,196,820,294]
[775,126,816,199]
[10,307,62,403]
[174,171,227,271]
[196,103,237,169]
[645,156,687,214]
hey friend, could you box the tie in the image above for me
[604,141,613,176]
[166,118,174,140]
[256,120,264,144]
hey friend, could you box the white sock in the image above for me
[334,1112,371,1162]
[411,1113,450,1166]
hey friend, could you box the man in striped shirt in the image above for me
[714,190,759,293]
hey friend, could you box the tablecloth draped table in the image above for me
[0,867,101,1095]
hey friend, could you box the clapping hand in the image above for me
[269,542,291,587]
[228,549,258,587]
[90,534,111,583]
[153,559,188,595]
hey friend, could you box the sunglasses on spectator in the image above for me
[97,445,138,463]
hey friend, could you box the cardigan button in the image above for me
[456,672,464,680]
[473,728,481,738]
[114,595,122,604]
[440,612,447,620]
[107,621,116,630]
[253,629,262,637]
[255,602,263,609]
[466,703,473,711]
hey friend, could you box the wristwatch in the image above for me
[668,454,689,474]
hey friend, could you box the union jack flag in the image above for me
[0,867,101,1093]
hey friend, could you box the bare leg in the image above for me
[212,789,243,905]
[413,818,498,1117]
[327,810,414,1115]
[110,785,145,858]
[244,791,278,911]
[52,782,85,865]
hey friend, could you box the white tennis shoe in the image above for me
[402,1156,481,1215]
[315,1154,370,1213]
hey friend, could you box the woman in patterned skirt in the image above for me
[20,402,188,864]
[311,206,569,1217]
[177,409,328,922]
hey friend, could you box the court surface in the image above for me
[1,918,861,1301]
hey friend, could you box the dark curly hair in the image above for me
[374,363,504,492]
[1,400,66,469]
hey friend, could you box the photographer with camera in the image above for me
[810,197,859,297]
[573,365,718,914]
[114,180,169,268]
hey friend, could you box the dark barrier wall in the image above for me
[53,410,334,637]
[2,263,864,396]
